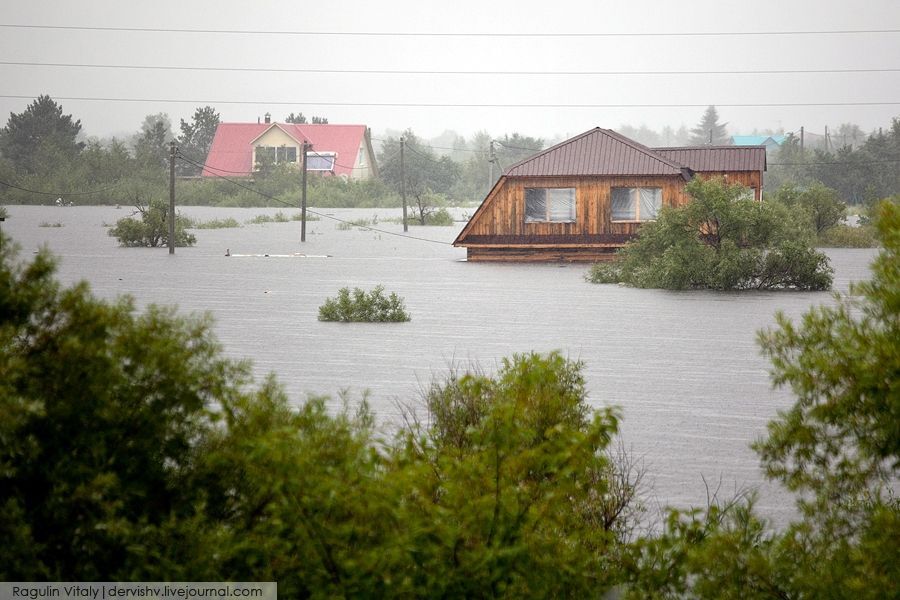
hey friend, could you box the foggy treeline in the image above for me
[1,96,898,209]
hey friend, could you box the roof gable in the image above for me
[249,123,306,145]
[504,128,690,178]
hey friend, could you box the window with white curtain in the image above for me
[306,152,337,171]
[525,188,576,223]
[611,187,662,222]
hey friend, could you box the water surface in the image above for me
[3,205,877,525]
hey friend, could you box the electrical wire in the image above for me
[2,95,897,109]
[4,60,899,76]
[176,153,452,246]
[1,23,897,37]
[0,178,123,197]
[769,158,900,166]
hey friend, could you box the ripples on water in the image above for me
[4,205,877,525]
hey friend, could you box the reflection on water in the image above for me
[3,205,877,525]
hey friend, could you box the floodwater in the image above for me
[2,205,878,526]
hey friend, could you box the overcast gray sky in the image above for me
[1,0,899,142]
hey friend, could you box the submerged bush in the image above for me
[817,223,879,247]
[108,199,196,247]
[588,177,833,290]
[423,207,454,226]
[247,210,290,225]
[318,286,410,322]
[190,217,241,229]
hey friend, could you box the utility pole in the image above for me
[168,141,176,255]
[488,140,496,188]
[800,126,805,154]
[400,136,407,232]
[301,141,309,242]
[708,129,713,145]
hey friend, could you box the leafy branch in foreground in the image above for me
[622,199,900,598]
[318,286,410,322]
[588,177,833,290]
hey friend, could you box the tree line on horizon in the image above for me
[1,96,899,211]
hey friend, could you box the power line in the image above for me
[769,158,900,166]
[4,60,899,76]
[1,23,898,37]
[176,153,451,246]
[0,178,123,197]
[3,95,896,109]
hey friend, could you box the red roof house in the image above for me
[202,118,378,179]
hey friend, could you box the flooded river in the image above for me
[2,204,878,525]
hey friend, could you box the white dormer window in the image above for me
[307,152,336,171]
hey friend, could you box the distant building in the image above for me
[202,116,378,179]
[731,135,786,152]
[453,127,766,262]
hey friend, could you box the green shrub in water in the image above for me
[318,286,410,322]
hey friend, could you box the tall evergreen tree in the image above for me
[133,113,173,172]
[690,105,730,145]
[176,106,220,175]
[0,95,84,173]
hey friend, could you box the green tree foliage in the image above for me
[750,199,900,597]
[284,113,329,124]
[1,246,647,592]
[0,95,84,174]
[177,106,220,175]
[451,132,544,203]
[588,177,833,290]
[768,117,900,204]
[388,352,635,596]
[771,182,846,235]
[378,130,460,224]
[0,243,256,578]
[134,113,174,171]
[621,201,900,598]
[318,286,410,322]
[689,105,729,145]
[108,199,196,247]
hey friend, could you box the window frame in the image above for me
[306,151,337,172]
[610,187,663,223]
[524,187,577,224]
[254,144,299,166]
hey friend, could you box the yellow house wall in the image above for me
[253,126,300,166]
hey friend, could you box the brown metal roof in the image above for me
[652,145,767,172]
[504,128,692,178]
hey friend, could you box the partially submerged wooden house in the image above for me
[453,128,766,262]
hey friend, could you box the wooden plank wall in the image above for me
[463,175,692,238]
[694,171,763,200]
[461,171,763,240]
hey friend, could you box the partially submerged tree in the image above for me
[588,177,833,290]
[771,182,846,235]
[108,198,196,247]
[378,130,459,225]
[318,286,410,322]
